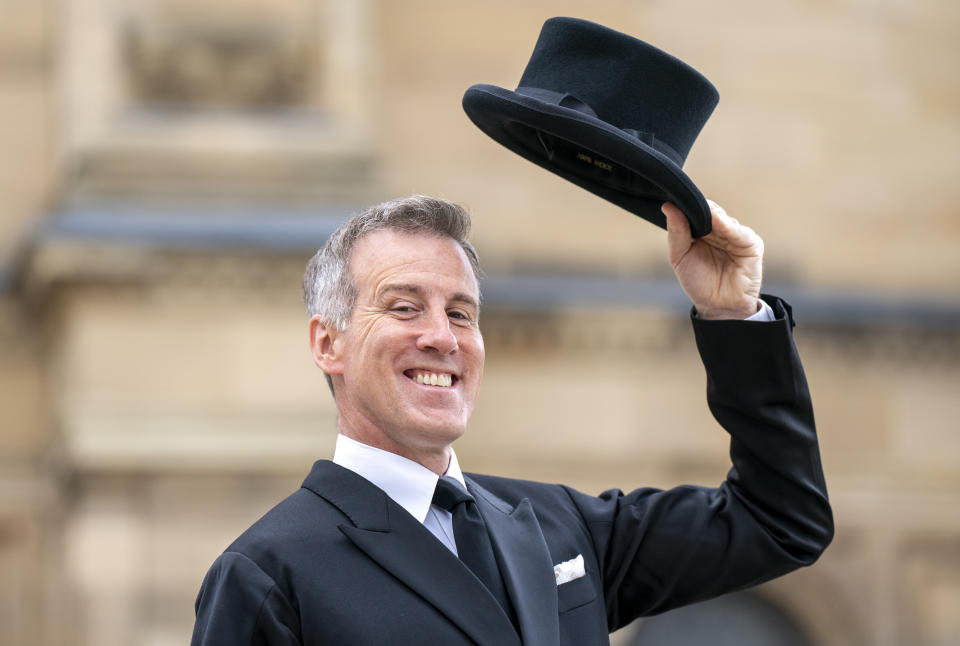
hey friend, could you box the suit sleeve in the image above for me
[565,296,834,631]
[192,551,302,646]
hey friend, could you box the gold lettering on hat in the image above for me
[576,150,612,172]
[593,159,613,171]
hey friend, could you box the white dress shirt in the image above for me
[333,433,465,555]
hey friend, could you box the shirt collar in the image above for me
[332,433,466,523]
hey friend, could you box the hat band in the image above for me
[515,86,684,166]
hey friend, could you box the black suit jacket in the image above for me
[192,297,834,645]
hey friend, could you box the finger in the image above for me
[706,199,737,233]
[662,202,692,265]
[706,200,760,251]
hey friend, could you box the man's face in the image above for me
[328,229,484,457]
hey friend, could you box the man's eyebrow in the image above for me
[449,292,480,309]
[377,283,478,309]
[377,283,424,299]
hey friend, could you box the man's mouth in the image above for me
[404,369,456,388]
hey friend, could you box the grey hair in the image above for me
[302,195,482,330]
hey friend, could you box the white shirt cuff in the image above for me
[745,299,775,322]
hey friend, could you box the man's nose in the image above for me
[416,310,459,354]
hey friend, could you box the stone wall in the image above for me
[0,1,957,644]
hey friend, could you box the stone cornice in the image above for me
[5,201,957,362]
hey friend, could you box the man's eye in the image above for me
[448,310,470,321]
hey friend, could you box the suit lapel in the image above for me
[467,477,561,646]
[302,461,521,646]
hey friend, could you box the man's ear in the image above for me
[309,315,345,375]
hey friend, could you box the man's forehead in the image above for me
[354,227,458,251]
[350,229,479,294]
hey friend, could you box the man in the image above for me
[192,195,833,645]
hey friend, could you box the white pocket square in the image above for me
[553,554,585,586]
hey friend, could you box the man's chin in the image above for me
[408,416,468,447]
[421,422,467,444]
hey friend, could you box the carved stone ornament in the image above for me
[122,19,316,108]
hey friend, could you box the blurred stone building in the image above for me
[1,1,958,645]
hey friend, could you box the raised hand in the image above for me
[662,200,763,320]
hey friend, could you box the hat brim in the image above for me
[462,83,711,237]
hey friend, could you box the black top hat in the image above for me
[462,17,719,237]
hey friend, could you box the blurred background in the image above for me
[1,1,958,644]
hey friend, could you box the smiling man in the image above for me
[191,195,833,646]
[309,224,484,474]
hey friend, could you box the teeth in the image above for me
[411,372,453,387]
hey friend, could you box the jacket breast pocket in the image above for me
[556,573,597,613]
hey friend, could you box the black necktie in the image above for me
[432,476,516,626]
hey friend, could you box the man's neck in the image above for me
[338,429,452,476]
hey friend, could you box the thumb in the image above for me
[662,202,692,267]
